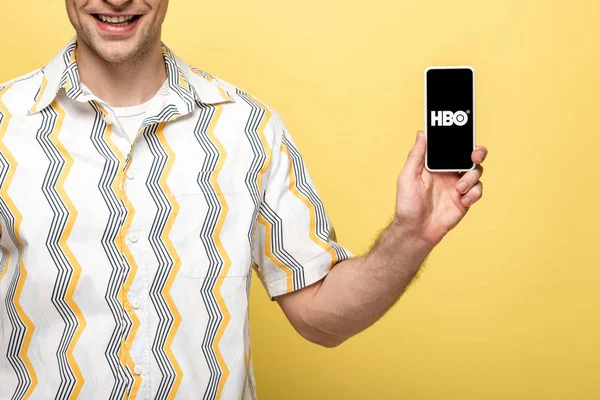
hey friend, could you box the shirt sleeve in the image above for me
[251,111,355,301]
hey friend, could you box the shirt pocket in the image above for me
[172,187,255,279]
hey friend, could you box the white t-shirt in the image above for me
[111,100,152,143]
[81,80,169,143]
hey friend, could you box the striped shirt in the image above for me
[0,38,353,399]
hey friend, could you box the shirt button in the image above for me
[103,114,114,125]
[131,298,141,310]
[128,233,139,243]
[126,170,135,180]
[133,365,143,375]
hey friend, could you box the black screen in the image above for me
[425,67,474,171]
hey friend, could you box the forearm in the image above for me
[304,218,434,341]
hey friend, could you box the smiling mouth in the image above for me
[93,14,142,27]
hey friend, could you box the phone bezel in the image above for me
[424,66,476,173]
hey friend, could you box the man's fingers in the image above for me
[461,181,483,207]
[456,164,483,194]
[472,145,488,164]
[403,130,426,176]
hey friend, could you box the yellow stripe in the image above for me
[204,104,232,399]
[0,84,38,397]
[217,87,233,103]
[63,76,73,92]
[69,47,77,64]
[98,108,143,398]
[189,69,233,104]
[155,122,183,399]
[178,73,190,91]
[50,100,86,397]
[280,143,338,262]
[196,71,213,82]
[29,75,48,114]
[256,214,293,292]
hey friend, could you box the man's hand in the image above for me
[395,130,487,249]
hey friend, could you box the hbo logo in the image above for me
[431,110,469,127]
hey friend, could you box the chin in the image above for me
[93,41,141,64]
[102,51,136,64]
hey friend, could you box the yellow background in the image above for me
[2,0,599,398]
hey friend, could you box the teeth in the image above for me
[98,15,135,23]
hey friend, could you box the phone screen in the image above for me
[425,67,475,171]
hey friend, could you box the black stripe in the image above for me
[282,134,351,262]
[192,104,227,400]
[61,44,85,102]
[88,101,132,399]
[144,123,178,399]
[36,104,79,399]
[161,45,195,114]
[0,93,32,400]
[259,201,305,290]
[236,90,267,279]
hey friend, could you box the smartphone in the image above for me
[424,66,475,172]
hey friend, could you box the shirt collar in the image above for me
[28,37,235,116]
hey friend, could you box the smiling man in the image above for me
[0,0,487,399]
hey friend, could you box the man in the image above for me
[0,0,487,398]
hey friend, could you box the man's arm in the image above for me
[276,131,487,347]
[276,218,433,347]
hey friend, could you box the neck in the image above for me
[75,37,168,107]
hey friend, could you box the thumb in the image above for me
[403,130,426,176]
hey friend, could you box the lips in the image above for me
[92,13,142,35]
[93,14,140,26]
